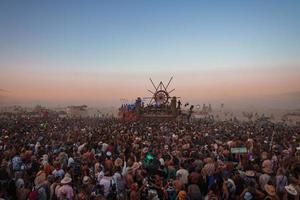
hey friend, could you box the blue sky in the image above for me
[0,1,300,106]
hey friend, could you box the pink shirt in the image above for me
[57,184,74,200]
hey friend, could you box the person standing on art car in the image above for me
[188,105,194,122]
[177,100,182,110]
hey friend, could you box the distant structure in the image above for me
[66,105,88,118]
[119,77,188,121]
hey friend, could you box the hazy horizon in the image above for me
[1,1,300,110]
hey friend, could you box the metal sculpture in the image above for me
[146,77,175,106]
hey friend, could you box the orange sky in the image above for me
[1,65,299,107]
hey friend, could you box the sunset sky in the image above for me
[0,1,300,108]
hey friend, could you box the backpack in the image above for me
[71,162,81,176]
[106,180,117,200]
[28,188,39,200]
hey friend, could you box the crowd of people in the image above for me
[0,112,300,200]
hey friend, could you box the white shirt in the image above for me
[97,170,104,184]
[99,176,113,197]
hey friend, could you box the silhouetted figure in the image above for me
[177,100,182,109]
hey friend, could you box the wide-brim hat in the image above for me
[61,176,72,184]
[265,184,276,196]
[82,176,90,184]
[64,173,72,179]
[245,170,255,177]
[285,184,298,196]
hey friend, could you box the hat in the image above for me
[264,184,276,196]
[245,170,255,177]
[114,158,123,167]
[285,184,298,196]
[64,173,72,179]
[159,158,165,166]
[106,151,112,157]
[36,142,41,147]
[82,176,90,184]
[244,192,253,200]
[61,176,72,184]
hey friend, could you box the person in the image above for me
[11,152,22,172]
[1,109,300,200]
[80,176,94,198]
[259,171,271,192]
[223,172,236,199]
[129,183,138,200]
[275,168,288,198]
[56,176,74,200]
[112,162,126,200]
[264,183,280,200]
[99,170,113,198]
[52,162,65,179]
[177,100,182,110]
[30,171,48,200]
[187,183,202,200]
[283,184,299,200]
[176,163,189,186]
[165,179,177,200]
[240,181,265,200]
